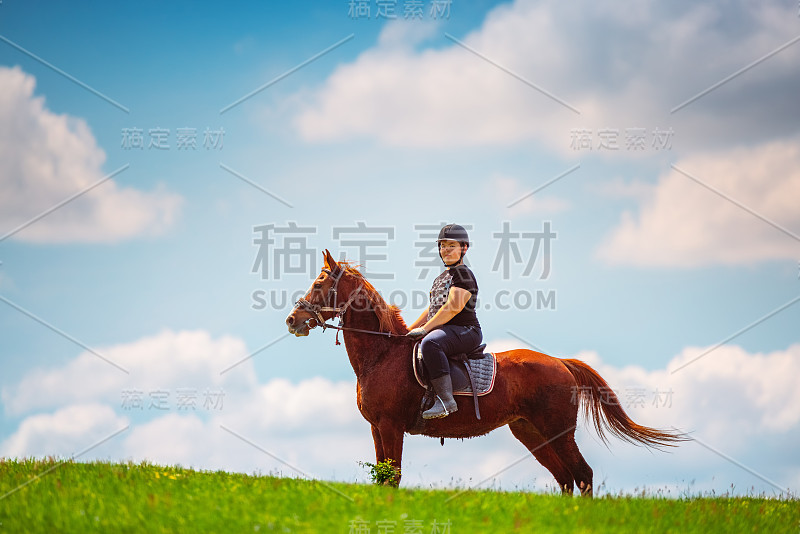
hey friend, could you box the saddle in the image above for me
[413,342,497,420]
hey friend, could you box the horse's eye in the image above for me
[314,283,322,289]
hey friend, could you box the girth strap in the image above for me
[450,353,481,420]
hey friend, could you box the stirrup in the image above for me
[422,396,458,420]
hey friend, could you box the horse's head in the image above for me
[285,249,356,337]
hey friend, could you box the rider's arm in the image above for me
[408,307,430,330]
[422,287,471,332]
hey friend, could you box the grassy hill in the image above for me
[0,459,797,533]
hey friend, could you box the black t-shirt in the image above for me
[427,264,480,328]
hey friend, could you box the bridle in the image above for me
[292,267,351,330]
[291,267,406,342]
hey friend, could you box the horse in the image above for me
[285,250,686,495]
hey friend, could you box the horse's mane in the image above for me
[335,261,409,335]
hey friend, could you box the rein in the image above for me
[321,321,405,339]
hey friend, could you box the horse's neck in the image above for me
[341,308,396,378]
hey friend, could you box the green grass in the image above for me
[0,459,797,533]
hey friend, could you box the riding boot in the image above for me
[423,374,459,419]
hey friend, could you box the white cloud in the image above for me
[294,4,574,149]
[569,344,800,494]
[122,413,212,468]
[3,329,799,495]
[598,140,800,266]
[291,0,800,152]
[120,413,374,480]
[577,343,800,442]
[0,66,182,243]
[1,328,372,479]
[1,329,256,416]
[485,338,800,444]
[246,377,360,431]
[0,404,128,458]
[435,338,800,493]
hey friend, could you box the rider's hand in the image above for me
[406,327,427,340]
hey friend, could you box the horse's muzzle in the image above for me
[286,314,314,336]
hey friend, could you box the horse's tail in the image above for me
[561,358,689,449]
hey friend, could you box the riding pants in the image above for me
[420,324,483,379]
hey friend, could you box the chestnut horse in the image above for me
[285,250,686,495]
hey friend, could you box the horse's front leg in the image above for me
[371,425,385,463]
[374,421,404,486]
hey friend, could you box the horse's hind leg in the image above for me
[508,420,575,495]
[549,432,594,497]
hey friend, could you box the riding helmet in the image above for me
[437,224,470,246]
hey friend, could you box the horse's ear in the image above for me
[323,249,338,271]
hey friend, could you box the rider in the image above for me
[407,224,482,419]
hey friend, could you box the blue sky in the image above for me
[1,0,799,499]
